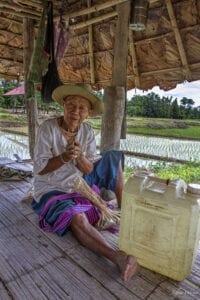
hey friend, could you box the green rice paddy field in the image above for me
[0,109,200,183]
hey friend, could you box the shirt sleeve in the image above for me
[34,120,54,174]
[83,124,98,161]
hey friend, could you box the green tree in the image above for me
[170,99,180,119]
[180,97,195,108]
[127,95,145,116]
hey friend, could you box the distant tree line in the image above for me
[127,92,200,119]
[1,81,200,119]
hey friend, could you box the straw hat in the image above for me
[52,83,104,117]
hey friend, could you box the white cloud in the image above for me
[127,80,200,107]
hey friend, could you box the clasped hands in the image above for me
[61,139,83,163]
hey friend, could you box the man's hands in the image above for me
[61,139,82,163]
[60,139,93,174]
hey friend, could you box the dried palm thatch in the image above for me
[0,0,200,91]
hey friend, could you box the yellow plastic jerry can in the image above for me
[119,172,200,281]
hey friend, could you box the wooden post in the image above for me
[112,2,130,87]
[23,18,38,159]
[87,0,95,84]
[100,86,125,151]
[101,1,130,150]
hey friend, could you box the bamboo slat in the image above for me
[64,0,127,19]
[165,0,192,80]
[129,30,140,88]
[69,11,117,31]
[87,0,95,84]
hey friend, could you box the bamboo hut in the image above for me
[0,1,200,299]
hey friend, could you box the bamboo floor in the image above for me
[0,178,200,300]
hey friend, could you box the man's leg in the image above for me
[71,213,139,282]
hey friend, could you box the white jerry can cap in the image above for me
[187,183,200,195]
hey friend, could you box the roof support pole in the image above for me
[23,18,38,159]
[100,86,125,151]
[101,1,130,151]
[87,0,95,84]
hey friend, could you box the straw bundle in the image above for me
[74,176,120,230]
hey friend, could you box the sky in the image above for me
[127,80,200,107]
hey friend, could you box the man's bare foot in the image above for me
[116,251,139,282]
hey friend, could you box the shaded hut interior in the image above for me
[0,0,200,90]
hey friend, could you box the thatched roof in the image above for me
[0,0,200,91]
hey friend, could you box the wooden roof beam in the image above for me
[87,0,95,84]
[64,0,127,19]
[66,23,199,49]
[70,11,117,31]
[93,62,200,84]
[129,30,140,88]
[139,61,200,76]
[134,24,200,45]
[165,0,192,80]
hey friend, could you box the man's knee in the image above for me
[71,213,88,231]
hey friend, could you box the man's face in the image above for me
[63,95,92,126]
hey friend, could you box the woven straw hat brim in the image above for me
[52,84,103,117]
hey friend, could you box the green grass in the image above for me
[124,162,200,184]
[126,126,200,139]
[88,117,200,140]
[2,126,28,135]
[0,108,27,123]
[151,162,200,184]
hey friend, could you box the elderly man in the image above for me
[31,83,139,282]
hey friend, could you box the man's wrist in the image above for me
[76,153,85,162]
[60,153,69,164]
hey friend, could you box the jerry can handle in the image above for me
[140,176,187,199]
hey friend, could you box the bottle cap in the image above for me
[187,183,200,195]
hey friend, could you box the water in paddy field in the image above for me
[0,132,30,160]
[1,131,200,168]
[95,133,200,168]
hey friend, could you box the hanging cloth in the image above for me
[54,0,71,66]
[41,1,62,103]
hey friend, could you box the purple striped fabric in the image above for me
[39,190,101,233]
